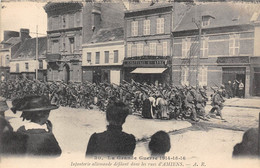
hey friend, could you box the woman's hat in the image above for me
[11,95,58,113]
[0,96,9,112]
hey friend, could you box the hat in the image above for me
[11,95,58,113]
[0,96,9,111]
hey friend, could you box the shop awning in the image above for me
[130,68,167,74]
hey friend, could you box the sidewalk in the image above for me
[207,97,260,109]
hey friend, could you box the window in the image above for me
[127,44,132,57]
[163,42,168,56]
[39,60,43,69]
[137,43,143,56]
[143,19,150,35]
[200,37,208,58]
[0,56,3,66]
[156,44,163,56]
[132,45,137,57]
[95,52,100,64]
[25,63,29,71]
[16,63,19,72]
[62,15,66,28]
[229,34,240,56]
[150,43,156,56]
[156,18,164,34]
[52,40,59,53]
[69,37,75,53]
[144,45,149,55]
[105,51,109,63]
[181,66,189,85]
[202,16,210,27]
[114,50,119,63]
[131,21,138,36]
[182,38,191,58]
[199,66,208,86]
[87,52,91,63]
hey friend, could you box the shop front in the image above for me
[82,65,122,85]
[123,56,172,85]
[217,56,250,97]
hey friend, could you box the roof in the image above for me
[0,37,21,49]
[89,27,124,44]
[174,2,260,32]
[13,37,47,59]
[127,2,173,13]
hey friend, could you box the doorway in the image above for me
[63,64,70,83]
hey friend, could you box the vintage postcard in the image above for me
[0,0,259,168]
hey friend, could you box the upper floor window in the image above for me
[181,66,189,85]
[202,16,210,27]
[95,52,100,64]
[150,43,156,56]
[69,37,75,53]
[156,44,163,56]
[114,50,119,63]
[131,45,137,57]
[105,51,109,63]
[199,66,208,86]
[127,44,132,57]
[163,42,168,56]
[137,43,143,56]
[131,21,138,36]
[143,19,150,35]
[156,18,164,34]
[200,37,209,58]
[52,40,59,54]
[87,52,91,63]
[25,63,29,71]
[182,38,191,58]
[39,60,43,69]
[16,63,19,72]
[229,34,240,56]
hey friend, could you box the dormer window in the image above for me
[202,16,210,27]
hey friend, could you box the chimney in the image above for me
[91,3,101,32]
[4,31,19,41]
[20,28,30,42]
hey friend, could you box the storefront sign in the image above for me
[217,56,249,64]
[123,56,171,68]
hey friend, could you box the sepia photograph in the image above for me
[0,0,259,168]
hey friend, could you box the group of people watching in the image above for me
[0,95,171,157]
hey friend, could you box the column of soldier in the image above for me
[0,78,226,122]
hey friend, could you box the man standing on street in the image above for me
[238,80,245,98]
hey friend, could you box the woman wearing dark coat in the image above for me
[11,95,62,156]
[86,101,136,156]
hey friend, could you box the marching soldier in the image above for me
[209,89,225,120]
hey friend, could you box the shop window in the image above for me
[105,51,109,63]
[131,21,138,36]
[143,19,150,35]
[95,52,100,64]
[114,50,118,63]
